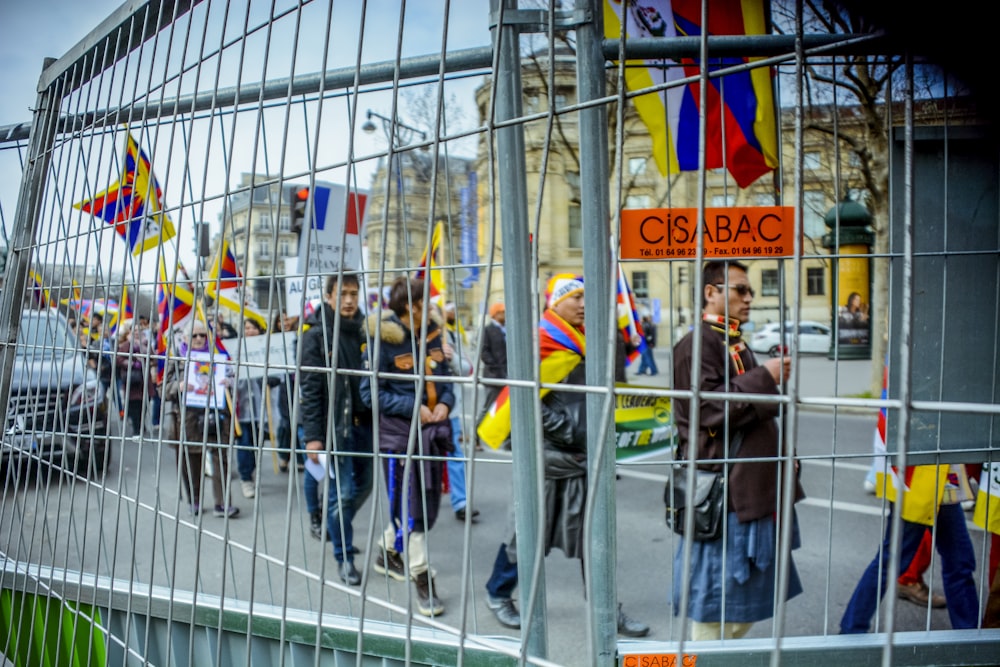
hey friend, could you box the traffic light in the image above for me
[290,187,309,233]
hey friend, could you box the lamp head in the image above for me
[361,109,377,134]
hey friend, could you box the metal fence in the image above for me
[1,1,998,665]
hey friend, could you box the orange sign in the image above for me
[621,654,697,667]
[620,206,797,259]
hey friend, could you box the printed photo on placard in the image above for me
[184,350,229,410]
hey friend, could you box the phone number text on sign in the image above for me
[619,206,797,259]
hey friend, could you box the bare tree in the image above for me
[773,0,967,394]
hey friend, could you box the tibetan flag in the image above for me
[205,239,268,330]
[973,462,1000,536]
[415,221,447,303]
[28,269,56,309]
[604,0,778,188]
[616,264,646,367]
[121,285,134,320]
[60,280,84,309]
[88,298,121,332]
[73,133,177,255]
[155,258,196,381]
[872,359,949,526]
[478,308,585,449]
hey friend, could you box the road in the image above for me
[0,351,987,665]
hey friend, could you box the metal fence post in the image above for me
[490,0,549,659]
[575,0,617,663]
[0,60,62,438]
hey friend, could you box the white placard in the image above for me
[184,351,230,410]
[283,259,326,321]
[235,331,296,379]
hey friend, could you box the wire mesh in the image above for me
[0,1,998,666]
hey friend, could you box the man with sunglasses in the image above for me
[670,260,804,640]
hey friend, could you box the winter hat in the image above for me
[545,274,584,308]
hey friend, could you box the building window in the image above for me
[280,240,293,256]
[279,214,290,231]
[625,195,651,208]
[259,214,271,231]
[257,242,270,257]
[803,190,826,238]
[632,271,649,300]
[628,157,646,176]
[711,194,736,207]
[806,267,825,296]
[803,151,821,170]
[568,205,582,249]
[761,268,780,297]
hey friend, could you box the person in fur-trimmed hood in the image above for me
[360,276,455,617]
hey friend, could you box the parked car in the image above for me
[1,308,111,480]
[749,320,831,356]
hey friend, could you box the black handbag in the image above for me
[665,431,744,541]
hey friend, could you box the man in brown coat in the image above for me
[671,260,804,641]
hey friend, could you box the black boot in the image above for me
[413,572,445,617]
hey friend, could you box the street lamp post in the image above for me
[362,109,427,274]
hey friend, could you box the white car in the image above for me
[749,320,831,356]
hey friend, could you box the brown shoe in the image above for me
[897,580,946,608]
[413,571,445,617]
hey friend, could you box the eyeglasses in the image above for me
[714,284,755,298]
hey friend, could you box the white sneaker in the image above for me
[241,480,256,499]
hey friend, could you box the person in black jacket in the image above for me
[300,272,373,586]
[361,276,455,617]
[482,275,649,637]
[478,301,507,448]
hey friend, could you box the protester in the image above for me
[431,302,478,523]
[300,273,373,586]
[161,321,239,518]
[478,301,507,450]
[671,260,803,640]
[480,274,649,637]
[840,463,978,633]
[361,277,454,616]
[115,318,153,437]
[636,314,658,376]
[235,318,266,499]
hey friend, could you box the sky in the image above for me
[0,0,492,289]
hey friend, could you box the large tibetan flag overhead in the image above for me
[73,133,177,255]
[604,0,778,188]
[205,239,269,330]
[414,221,447,303]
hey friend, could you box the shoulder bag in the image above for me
[664,431,744,541]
